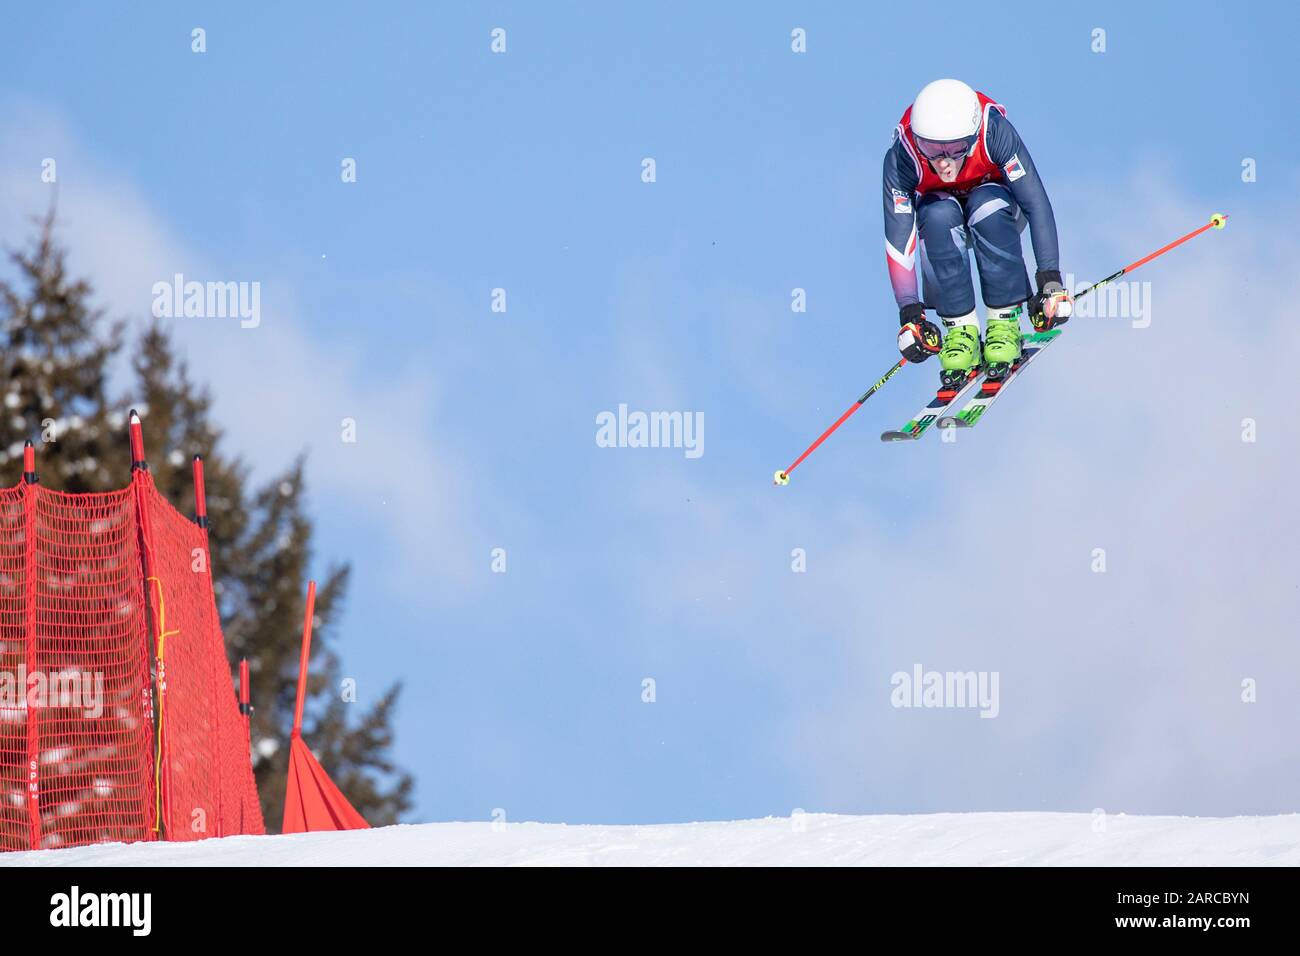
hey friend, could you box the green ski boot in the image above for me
[938,323,981,394]
[982,304,1025,381]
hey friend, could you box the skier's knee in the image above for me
[917,194,964,233]
[967,197,1017,235]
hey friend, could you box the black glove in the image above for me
[897,303,942,363]
[1029,269,1073,331]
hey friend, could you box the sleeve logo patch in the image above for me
[893,191,913,214]
[1004,154,1026,181]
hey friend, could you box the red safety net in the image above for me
[0,464,263,852]
[142,481,263,841]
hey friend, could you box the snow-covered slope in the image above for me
[3,812,1298,866]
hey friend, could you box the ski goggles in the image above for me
[914,133,978,161]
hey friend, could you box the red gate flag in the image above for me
[281,580,369,834]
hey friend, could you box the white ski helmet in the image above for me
[910,79,981,144]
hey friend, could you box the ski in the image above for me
[936,329,1062,430]
[880,369,984,442]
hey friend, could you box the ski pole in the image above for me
[1071,212,1228,303]
[773,357,907,485]
[773,213,1228,486]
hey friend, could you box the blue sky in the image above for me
[2,2,1297,826]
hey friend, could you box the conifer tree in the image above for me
[0,212,413,832]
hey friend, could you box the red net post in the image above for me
[239,658,250,723]
[21,441,36,485]
[128,409,146,473]
[292,581,317,738]
[239,657,252,833]
[192,455,207,529]
[128,411,171,839]
[22,445,40,850]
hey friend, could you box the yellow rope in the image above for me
[147,576,181,834]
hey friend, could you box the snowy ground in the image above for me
[3,812,1298,866]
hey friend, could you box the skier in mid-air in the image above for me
[887,79,1073,393]
[776,80,1224,478]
